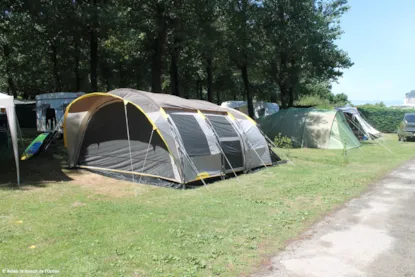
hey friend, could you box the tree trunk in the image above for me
[270,93,277,103]
[279,82,290,109]
[241,63,254,118]
[134,59,141,89]
[288,73,299,107]
[51,44,61,92]
[2,44,17,97]
[216,88,220,105]
[170,51,179,96]
[90,0,98,92]
[288,85,295,107]
[106,79,110,91]
[182,81,189,99]
[118,60,124,87]
[206,57,213,102]
[89,29,98,92]
[151,37,163,93]
[151,10,167,93]
[74,42,81,91]
[196,80,201,99]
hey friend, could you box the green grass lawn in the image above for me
[0,134,414,276]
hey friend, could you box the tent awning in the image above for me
[0,93,20,185]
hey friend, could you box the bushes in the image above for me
[358,106,415,133]
[294,95,349,110]
[274,133,293,149]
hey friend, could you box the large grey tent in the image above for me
[64,89,276,187]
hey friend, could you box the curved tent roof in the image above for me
[64,89,276,186]
[257,107,361,150]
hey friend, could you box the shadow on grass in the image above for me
[0,139,73,190]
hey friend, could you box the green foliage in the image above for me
[294,92,350,109]
[358,106,415,133]
[0,0,352,107]
[273,133,293,149]
[295,95,331,108]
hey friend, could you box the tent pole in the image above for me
[346,116,370,141]
[165,117,187,184]
[258,128,296,166]
[6,108,20,185]
[178,146,209,187]
[204,116,239,180]
[358,112,382,137]
[15,111,24,148]
[166,116,208,187]
[338,115,362,151]
[232,117,269,169]
[348,113,392,153]
[139,129,154,185]
[123,103,135,182]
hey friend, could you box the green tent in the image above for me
[257,108,361,149]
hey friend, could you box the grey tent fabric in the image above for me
[336,105,382,139]
[0,93,20,185]
[64,89,275,186]
[78,102,176,180]
[169,113,211,157]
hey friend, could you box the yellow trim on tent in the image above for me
[78,165,221,184]
[197,110,206,120]
[78,165,179,183]
[63,92,176,163]
[243,114,257,125]
[63,92,108,147]
[187,173,223,183]
[196,171,210,180]
[227,112,236,121]
[160,107,169,119]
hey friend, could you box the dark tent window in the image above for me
[170,113,211,157]
[221,141,244,169]
[206,115,238,138]
[205,115,244,170]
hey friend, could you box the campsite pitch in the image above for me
[1,134,415,276]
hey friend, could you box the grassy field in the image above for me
[0,134,414,276]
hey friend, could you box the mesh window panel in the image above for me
[170,113,211,157]
[221,140,244,169]
[206,115,238,138]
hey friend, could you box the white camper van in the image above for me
[36,92,85,133]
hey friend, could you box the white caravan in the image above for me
[36,92,85,133]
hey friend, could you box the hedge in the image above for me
[358,107,415,133]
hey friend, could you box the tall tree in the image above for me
[262,0,352,108]
[0,0,352,107]
[221,0,263,117]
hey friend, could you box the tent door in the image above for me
[205,115,245,173]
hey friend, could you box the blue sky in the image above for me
[331,0,415,104]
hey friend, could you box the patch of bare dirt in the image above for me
[71,201,86,207]
[67,170,151,197]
